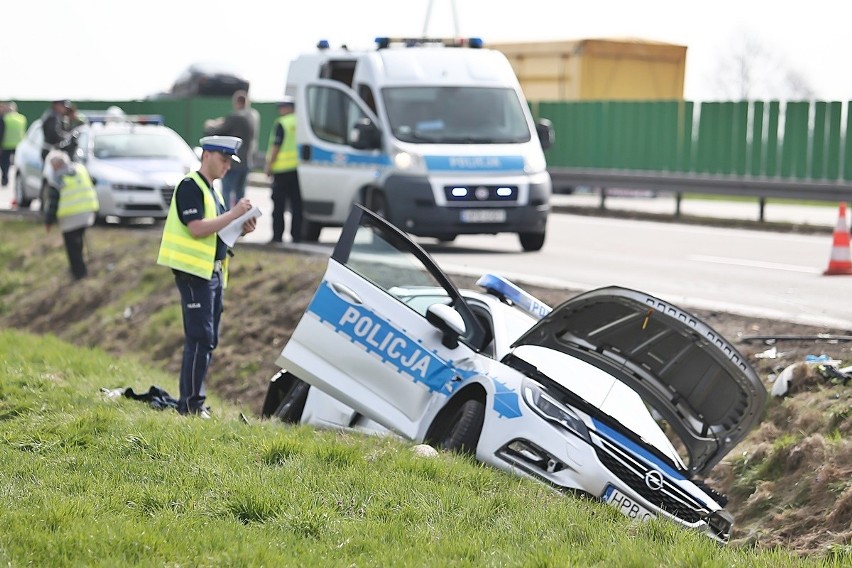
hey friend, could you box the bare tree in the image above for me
[705,31,815,100]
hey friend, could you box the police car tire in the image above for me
[436,399,485,455]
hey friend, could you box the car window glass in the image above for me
[382,86,531,144]
[92,131,196,160]
[307,85,369,145]
[344,222,486,347]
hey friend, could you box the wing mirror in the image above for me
[350,118,382,150]
[426,303,466,349]
[536,118,554,151]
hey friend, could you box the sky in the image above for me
[5,0,852,103]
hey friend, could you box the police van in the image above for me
[285,37,554,251]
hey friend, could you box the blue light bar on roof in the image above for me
[476,273,551,320]
[317,39,330,49]
[374,37,485,49]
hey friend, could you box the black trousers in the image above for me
[0,150,12,185]
[62,227,88,279]
[270,170,303,242]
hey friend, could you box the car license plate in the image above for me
[460,209,506,223]
[602,485,653,521]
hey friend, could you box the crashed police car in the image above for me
[262,204,767,544]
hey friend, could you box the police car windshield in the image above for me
[92,131,197,161]
[382,86,531,144]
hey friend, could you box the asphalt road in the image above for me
[3,170,849,329]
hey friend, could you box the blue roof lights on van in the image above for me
[317,39,330,50]
[374,37,484,49]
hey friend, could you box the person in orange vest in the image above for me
[156,135,257,418]
[264,98,302,243]
[1,101,28,187]
[43,150,99,280]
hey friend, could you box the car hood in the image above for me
[88,158,195,185]
[510,286,767,476]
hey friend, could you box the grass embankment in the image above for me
[0,330,838,567]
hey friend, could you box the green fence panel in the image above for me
[781,102,809,179]
[811,102,827,180]
[11,97,852,183]
[731,101,748,175]
[765,102,781,177]
[677,101,693,172]
[825,101,842,180]
[749,101,765,177]
[845,101,852,182]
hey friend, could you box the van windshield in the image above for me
[382,86,531,144]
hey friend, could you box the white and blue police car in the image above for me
[263,204,767,544]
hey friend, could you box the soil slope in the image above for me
[1,217,850,557]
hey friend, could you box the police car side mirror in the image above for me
[426,303,466,349]
[350,118,381,150]
[536,119,554,151]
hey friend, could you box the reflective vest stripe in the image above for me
[268,114,298,173]
[56,166,99,218]
[156,171,229,286]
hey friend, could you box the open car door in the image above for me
[277,205,487,439]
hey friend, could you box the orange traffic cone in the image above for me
[824,202,852,275]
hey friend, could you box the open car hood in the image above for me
[510,286,767,476]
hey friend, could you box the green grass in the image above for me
[0,330,843,567]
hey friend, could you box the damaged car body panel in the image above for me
[510,288,768,477]
[271,204,767,544]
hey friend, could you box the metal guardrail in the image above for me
[548,168,852,221]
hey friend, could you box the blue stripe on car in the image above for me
[307,280,522,418]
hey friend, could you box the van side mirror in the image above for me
[350,118,381,150]
[536,119,554,151]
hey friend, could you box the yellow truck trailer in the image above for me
[490,38,687,101]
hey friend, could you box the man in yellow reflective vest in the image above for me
[43,150,99,280]
[157,135,257,418]
[264,97,302,243]
[1,101,28,187]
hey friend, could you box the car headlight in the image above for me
[522,378,591,443]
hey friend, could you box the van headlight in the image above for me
[522,379,591,443]
[392,149,425,173]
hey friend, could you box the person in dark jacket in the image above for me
[41,99,73,160]
[203,91,255,209]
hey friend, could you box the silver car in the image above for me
[265,204,767,544]
[14,110,199,221]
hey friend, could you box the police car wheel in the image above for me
[435,399,485,455]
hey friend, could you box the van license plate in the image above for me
[460,209,506,223]
[602,485,653,521]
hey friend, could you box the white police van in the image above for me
[285,37,554,251]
